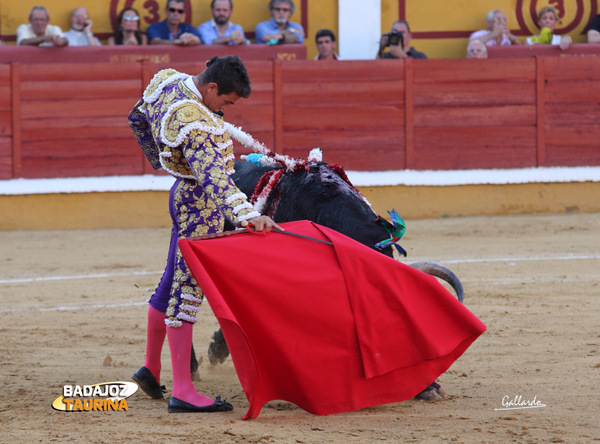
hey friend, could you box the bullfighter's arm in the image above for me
[128,99,161,170]
[182,130,260,226]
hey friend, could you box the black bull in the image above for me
[189,160,464,385]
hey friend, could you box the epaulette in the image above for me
[160,100,225,147]
[143,69,188,104]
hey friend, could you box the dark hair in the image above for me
[29,5,50,21]
[268,0,295,14]
[167,0,185,9]
[315,29,335,42]
[114,8,144,45]
[199,56,251,98]
[211,0,233,8]
[392,20,411,33]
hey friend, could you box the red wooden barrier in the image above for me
[487,43,600,58]
[412,58,537,170]
[0,45,306,64]
[0,64,12,179]
[1,53,599,180]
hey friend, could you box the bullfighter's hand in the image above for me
[246,216,284,233]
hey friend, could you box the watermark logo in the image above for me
[52,381,138,412]
[495,394,547,411]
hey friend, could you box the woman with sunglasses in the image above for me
[107,8,148,45]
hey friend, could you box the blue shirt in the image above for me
[146,19,200,42]
[254,18,304,44]
[197,19,249,45]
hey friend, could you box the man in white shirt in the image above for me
[62,7,101,46]
[17,6,67,47]
[469,9,520,46]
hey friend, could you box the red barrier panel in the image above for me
[0,44,306,64]
[1,54,599,179]
[487,43,600,58]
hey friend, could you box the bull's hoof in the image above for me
[191,356,202,381]
[208,329,230,365]
[190,344,200,381]
[414,382,449,401]
[208,341,230,365]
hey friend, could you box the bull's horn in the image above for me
[409,261,464,303]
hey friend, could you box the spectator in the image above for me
[62,7,101,46]
[526,7,572,50]
[17,6,67,47]
[146,0,201,45]
[197,0,248,45]
[107,8,148,45]
[588,14,600,43]
[314,29,340,60]
[377,20,427,59]
[255,0,304,44]
[470,9,520,46]
[466,39,488,58]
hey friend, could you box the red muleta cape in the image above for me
[178,220,486,419]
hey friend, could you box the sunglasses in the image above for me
[123,15,140,21]
[273,7,291,12]
[168,7,185,14]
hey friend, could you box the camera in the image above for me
[385,30,404,48]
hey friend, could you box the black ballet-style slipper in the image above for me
[132,366,167,399]
[168,396,233,413]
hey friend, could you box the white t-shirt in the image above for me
[17,23,63,46]
[62,29,101,46]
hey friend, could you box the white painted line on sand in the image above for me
[407,254,600,265]
[1,253,597,314]
[0,270,162,284]
[0,301,147,314]
[1,254,598,286]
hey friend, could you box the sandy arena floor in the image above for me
[1,212,599,443]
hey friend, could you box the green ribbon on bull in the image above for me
[375,210,406,250]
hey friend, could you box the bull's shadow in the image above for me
[190,160,463,401]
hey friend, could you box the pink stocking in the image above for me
[167,322,214,406]
[143,305,166,384]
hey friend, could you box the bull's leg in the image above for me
[414,381,449,401]
[207,328,230,365]
[190,343,200,381]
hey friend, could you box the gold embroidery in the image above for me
[178,105,201,124]
[143,69,178,101]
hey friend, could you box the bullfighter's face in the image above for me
[203,83,241,113]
